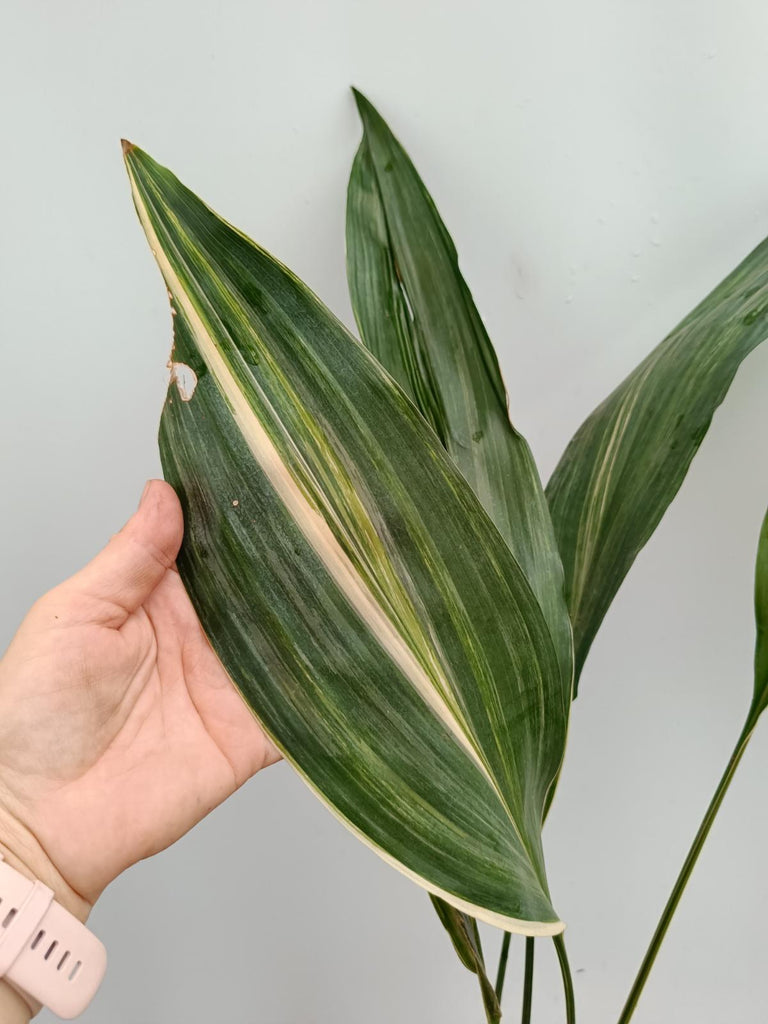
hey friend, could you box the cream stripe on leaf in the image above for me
[124,145,567,935]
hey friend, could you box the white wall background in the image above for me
[2,1,768,1021]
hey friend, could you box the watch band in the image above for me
[0,854,106,1019]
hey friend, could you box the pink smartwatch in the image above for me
[0,854,106,1018]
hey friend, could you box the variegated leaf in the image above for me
[123,143,568,935]
[344,94,575,979]
[346,91,573,696]
[547,237,768,687]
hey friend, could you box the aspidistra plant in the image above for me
[124,90,768,1023]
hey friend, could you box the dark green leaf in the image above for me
[124,143,567,935]
[547,238,768,687]
[346,90,572,697]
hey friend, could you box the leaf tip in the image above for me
[350,87,373,119]
[121,138,136,158]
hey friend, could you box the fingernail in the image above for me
[139,480,154,509]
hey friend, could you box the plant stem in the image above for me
[553,934,576,1024]
[520,937,534,1024]
[494,932,511,1001]
[616,717,756,1024]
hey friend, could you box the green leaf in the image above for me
[752,506,768,718]
[429,896,501,1023]
[345,90,574,986]
[547,237,768,688]
[123,142,567,935]
[346,90,573,696]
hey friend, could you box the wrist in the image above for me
[0,805,91,926]
[0,836,105,1020]
[0,810,91,1018]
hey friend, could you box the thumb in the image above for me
[64,480,184,627]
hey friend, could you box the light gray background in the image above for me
[2,1,768,1021]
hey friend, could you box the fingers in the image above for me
[62,480,184,627]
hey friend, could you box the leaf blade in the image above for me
[346,91,573,698]
[124,144,566,935]
[547,238,768,686]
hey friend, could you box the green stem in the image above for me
[616,717,756,1024]
[520,937,534,1024]
[494,932,511,1002]
[553,934,576,1024]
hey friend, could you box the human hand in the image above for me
[0,480,280,927]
